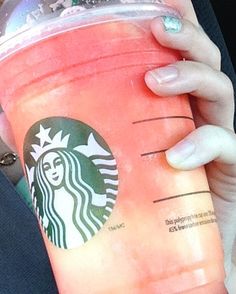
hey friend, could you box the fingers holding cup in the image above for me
[150,15,221,70]
[145,10,235,129]
[165,125,236,170]
[164,0,199,25]
[145,61,234,129]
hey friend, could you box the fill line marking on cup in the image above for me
[135,116,194,157]
[141,149,168,157]
[132,116,194,125]
[153,190,211,203]
[15,61,167,96]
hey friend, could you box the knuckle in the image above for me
[184,21,222,69]
[190,61,209,84]
[181,20,198,51]
[211,44,222,69]
[221,73,235,99]
[219,71,234,101]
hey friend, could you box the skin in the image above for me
[0,0,235,291]
[144,0,236,292]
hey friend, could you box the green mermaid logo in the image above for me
[24,117,118,249]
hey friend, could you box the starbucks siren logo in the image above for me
[24,117,118,249]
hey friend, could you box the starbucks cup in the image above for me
[0,1,226,293]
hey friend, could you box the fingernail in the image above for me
[162,16,182,33]
[146,66,178,85]
[166,140,196,165]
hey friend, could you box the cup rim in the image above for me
[0,3,179,62]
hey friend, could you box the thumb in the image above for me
[0,112,17,152]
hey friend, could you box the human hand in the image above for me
[144,0,236,292]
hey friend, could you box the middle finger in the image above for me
[145,61,234,129]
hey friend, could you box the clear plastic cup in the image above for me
[0,2,226,293]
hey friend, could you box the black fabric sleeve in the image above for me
[0,172,58,294]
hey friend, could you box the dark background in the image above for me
[210,0,236,69]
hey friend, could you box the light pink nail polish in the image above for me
[166,139,196,164]
[150,66,179,84]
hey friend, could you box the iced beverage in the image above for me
[0,4,226,293]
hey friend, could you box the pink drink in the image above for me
[0,4,226,293]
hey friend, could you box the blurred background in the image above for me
[210,0,235,69]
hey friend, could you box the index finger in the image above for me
[164,0,199,25]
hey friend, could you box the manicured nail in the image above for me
[162,16,182,33]
[146,66,178,85]
[166,140,196,165]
